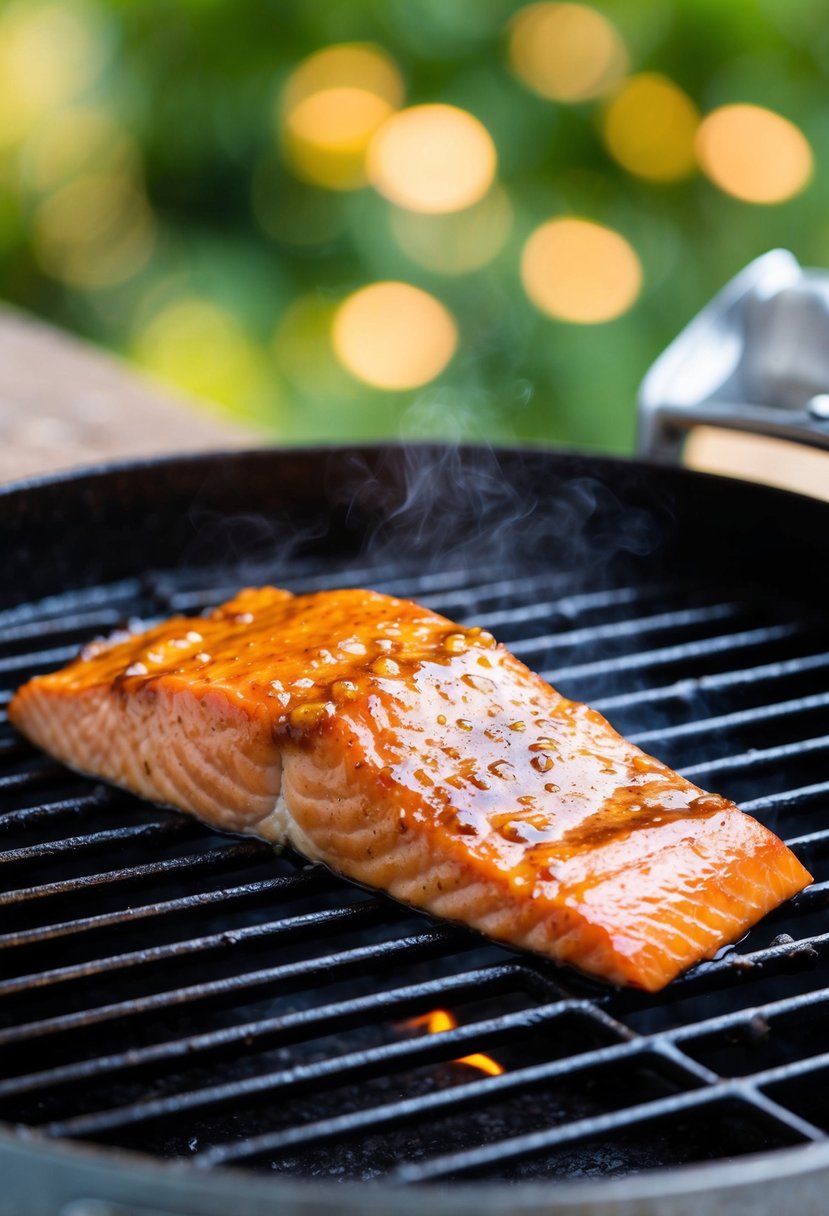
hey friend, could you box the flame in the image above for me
[407,1009,505,1077]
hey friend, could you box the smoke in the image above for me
[183,507,330,573]
[329,442,663,583]
[165,443,666,656]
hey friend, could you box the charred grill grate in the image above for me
[1,550,829,1185]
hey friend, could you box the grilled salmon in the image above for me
[9,586,810,991]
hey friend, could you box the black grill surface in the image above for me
[2,550,829,1186]
[1,445,829,1196]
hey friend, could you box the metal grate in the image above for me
[1,552,829,1185]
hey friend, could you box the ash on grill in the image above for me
[1,553,828,1183]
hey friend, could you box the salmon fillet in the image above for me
[9,586,810,991]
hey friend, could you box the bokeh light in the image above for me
[273,295,352,398]
[18,106,138,196]
[603,74,700,182]
[390,186,512,275]
[332,281,457,389]
[32,172,154,288]
[0,4,824,458]
[521,218,642,323]
[0,0,108,152]
[133,297,269,416]
[367,104,497,214]
[281,43,404,113]
[508,3,628,103]
[283,89,394,191]
[278,43,404,191]
[695,104,813,204]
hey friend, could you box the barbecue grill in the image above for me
[1,430,829,1215]
[2,252,829,1215]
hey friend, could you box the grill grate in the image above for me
[1,551,829,1184]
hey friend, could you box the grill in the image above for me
[1,443,829,1215]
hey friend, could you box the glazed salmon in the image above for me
[9,586,810,991]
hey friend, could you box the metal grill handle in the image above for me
[638,249,829,462]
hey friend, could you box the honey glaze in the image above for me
[345,644,733,903]
[67,587,735,907]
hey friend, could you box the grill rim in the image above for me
[3,441,829,1214]
[4,1125,829,1215]
[3,437,828,515]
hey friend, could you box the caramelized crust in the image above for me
[9,586,811,991]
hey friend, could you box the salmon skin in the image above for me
[9,586,810,991]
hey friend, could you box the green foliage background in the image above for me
[1,0,826,452]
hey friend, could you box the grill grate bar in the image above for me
[190,976,829,1167]
[0,927,465,1048]
[681,734,829,781]
[0,763,65,793]
[743,1089,829,1142]
[0,737,29,761]
[544,621,805,684]
[161,570,685,623]
[788,877,829,908]
[131,569,667,627]
[655,1038,719,1085]
[648,928,829,995]
[0,840,270,907]
[0,817,199,868]
[672,981,829,1048]
[744,1046,829,1090]
[163,562,499,613]
[0,963,536,1100]
[783,827,829,851]
[742,779,829,814]
[0,644,86,679]
[0,579,143,629]
[386,570,575,609]
[0,791,113,832]
[0,869,329,952]
[632,689,829,747]
[392,1082,822,1183]
[198,1031,657,1168]
[465,582,680,629]
[334,565,617,608]
[592,649,829,715]
[202,1039,758,1171]
[0,898,391,998]
[0,608,136,648]
[44,1002,623,1139]
[510,601,746,658]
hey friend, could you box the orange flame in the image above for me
[406,1008,505,1077]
